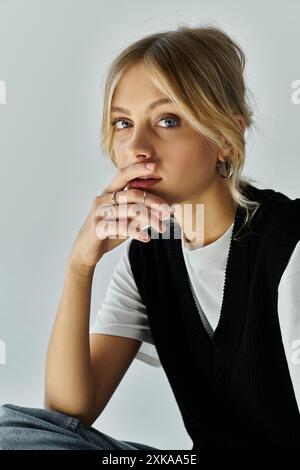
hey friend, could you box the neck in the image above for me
[173,180,237,247]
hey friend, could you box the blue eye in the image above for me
[111,115,181,131]
[111,118,130,130]
[158,116,181,130]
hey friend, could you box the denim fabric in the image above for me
[0,403,159,450]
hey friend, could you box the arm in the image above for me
[43,161,171,426]
[44,258,97,420]
[44,257,142,428]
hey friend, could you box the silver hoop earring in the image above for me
[216,158,233,179]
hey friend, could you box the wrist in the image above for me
[67,257,96,277]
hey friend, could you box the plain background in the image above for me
[0,0,299,450]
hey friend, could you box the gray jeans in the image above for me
[0,403,160,450]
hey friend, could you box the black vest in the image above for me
[129,184,300,450]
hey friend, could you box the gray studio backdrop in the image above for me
[0,0,299,450]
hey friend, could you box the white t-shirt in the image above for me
[90,218,300,412]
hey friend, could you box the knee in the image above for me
[0,404,23,450]
[0,402,41,429]
[0,403,17,424]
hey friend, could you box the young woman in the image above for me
[1,24,300,451]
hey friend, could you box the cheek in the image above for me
[170,134,214,169]
[113,145,125,168]
[171,150,213,178]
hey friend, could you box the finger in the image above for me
[95,201,169,221]
[95,217,154,243]
[137,213,167,234]
[96,190,175,218]
[103,162,160,194]
[95,217,127,241]
[96,205,167,235]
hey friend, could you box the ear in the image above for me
[217,114,246,162]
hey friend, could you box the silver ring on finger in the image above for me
[111,191,118,206]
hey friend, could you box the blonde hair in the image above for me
[100,22,261,237]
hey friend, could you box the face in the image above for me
[110,61,240,207]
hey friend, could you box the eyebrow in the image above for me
[110,97,173,115]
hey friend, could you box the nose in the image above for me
[131,155,156,167]
[137,155,153,162]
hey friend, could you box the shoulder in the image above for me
[269,196,300,233]
[245,184,300,264]
[247,184,300,233]
[259,191,300,283]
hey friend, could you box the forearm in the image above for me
[44,257,97,417]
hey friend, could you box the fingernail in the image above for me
[159,206,174,218]
[140,232,150,240]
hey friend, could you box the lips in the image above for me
[128,177,162,189]
[135,174,161,180]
